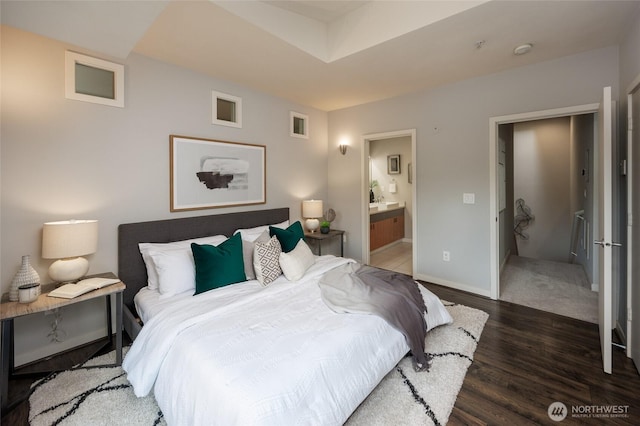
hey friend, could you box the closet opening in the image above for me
[498,115,598,323]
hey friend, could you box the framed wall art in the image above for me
[170,135,266,211]
[387,154,400,174]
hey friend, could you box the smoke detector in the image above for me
[513,43,533,56]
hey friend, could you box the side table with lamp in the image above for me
[1,219,125,413]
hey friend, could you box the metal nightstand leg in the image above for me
[1,318,13,412]
[115,291,123,365]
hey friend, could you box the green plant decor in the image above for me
[320,221,331,234]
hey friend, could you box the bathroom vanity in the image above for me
[369,204,405,251]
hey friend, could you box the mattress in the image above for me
[123,256,409,426]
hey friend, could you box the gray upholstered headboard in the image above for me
[118,208,289,310]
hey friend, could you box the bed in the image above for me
[118,208,447,425]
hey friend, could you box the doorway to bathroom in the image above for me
[362,129,416,277]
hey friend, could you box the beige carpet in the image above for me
[500,255,598,323]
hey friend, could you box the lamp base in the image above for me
[305,218,320,233]
[49,257,89,283]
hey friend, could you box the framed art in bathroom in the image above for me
[387,154,400,174]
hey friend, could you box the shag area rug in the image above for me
[29,302,488,426]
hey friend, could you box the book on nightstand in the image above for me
[47,277,120,299]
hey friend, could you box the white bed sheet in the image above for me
[133,269,298,324]
[123,256,409,426]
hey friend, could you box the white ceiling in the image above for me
[2,0,640,111]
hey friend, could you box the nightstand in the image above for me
[0,272,125,412]
[304,229,345,257]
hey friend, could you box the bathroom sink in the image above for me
[369,201,400,211]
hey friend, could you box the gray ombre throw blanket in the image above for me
[319,263,431,371]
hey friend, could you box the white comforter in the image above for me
[123,256,409,426]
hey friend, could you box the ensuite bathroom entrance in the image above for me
[363,130,415,276]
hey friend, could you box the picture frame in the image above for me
[387,154,400,174]
[408,162,413,184]
[170,135,266,212]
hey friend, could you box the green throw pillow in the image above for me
[270,221,305,253]
[191,233,246,295]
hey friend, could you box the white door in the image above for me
[596,86,615,374]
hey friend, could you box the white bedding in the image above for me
[123,256,410,426]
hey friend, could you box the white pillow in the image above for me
[241,230,270,280]
[253,236,282,286]
[147,247,196,298]
[418,285,454,332]
[279,240,315,281]
[139,235,227,290]
[234,220,289,242]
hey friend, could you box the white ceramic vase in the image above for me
[9,255,40,302]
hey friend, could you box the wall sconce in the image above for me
[339,144,348,155]
[42,219,98,283]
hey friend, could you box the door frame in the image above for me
[626,72,640,361]
[361,129,416,273]
[489,103,599,300]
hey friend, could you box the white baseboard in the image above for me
[414,273,492,298]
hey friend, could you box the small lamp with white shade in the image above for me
[302,200,323,233]
[42,220,98,284]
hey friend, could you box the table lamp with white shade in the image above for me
[302,200,323,233]
[42,220,98,283]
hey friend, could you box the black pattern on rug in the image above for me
[396,365,442,426]
[29,355,166,426]
[396,324,481,424]
[458,326,480,343]
[31,371,128,425]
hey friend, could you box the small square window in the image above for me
[65,51,124,108]
[290,111,308,139]
[212,91,242,128]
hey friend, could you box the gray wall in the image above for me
[329,46,619,296]
[513,117,572,262]
[1,26,328,364]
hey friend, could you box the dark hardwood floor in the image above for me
[3,283,639,425]
[424,282,640,425]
